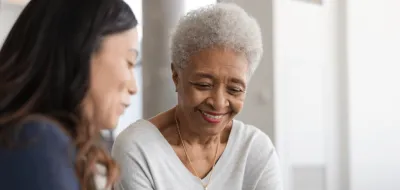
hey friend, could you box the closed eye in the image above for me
[228,87,244,95]
[190,82,212,90]
[127,61,135,68]
[197,83,211,87]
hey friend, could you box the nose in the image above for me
[127,72,138,95]
[207,86,229,110]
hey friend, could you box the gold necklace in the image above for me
[175,114,220,190]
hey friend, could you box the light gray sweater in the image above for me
[112,119,283,190]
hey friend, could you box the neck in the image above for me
[174,107,221,146]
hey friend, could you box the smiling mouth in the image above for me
[199,110,225,123]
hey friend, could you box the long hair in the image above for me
[0,0,137,189]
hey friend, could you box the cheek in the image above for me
[90,65,126,114]
[230,98,244,114]
[88,90,113,114]
[101,64,128,92]
[87,86,121,128]
[180,84,207,107]
[110,64,129,91]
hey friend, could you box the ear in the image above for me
[171,63,179,91]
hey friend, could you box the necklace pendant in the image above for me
[204,187,208,190]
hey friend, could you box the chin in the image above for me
[106,125,118,130]
[100,119,118,130]
[195,115,229,133]
[109,121,119,129]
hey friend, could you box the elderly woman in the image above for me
[112,3,282,190]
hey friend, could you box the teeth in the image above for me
[202,111,223,119]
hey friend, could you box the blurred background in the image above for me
[1,0,399,190]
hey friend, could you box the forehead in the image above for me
[100,28,139,56]
[184,48,248,80]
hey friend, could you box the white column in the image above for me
[141,0,186,118]
[325,0,350,190]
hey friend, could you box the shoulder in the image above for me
[111,119,163,180]
[233,120,275,148]
[112,120,158,189]
[16,116,72,148]
[232,121,283,189]
[0,116,79,190]
[112,119,161,154]
[232,120,276,161]
[9,116,76,160]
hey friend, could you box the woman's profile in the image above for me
[0,0,139,189]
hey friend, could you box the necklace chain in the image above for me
[175,112,220,190]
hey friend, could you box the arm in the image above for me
[254,149,283,190]
[250,130,283,190]
[5,121,79,190]
[111,134,154,190]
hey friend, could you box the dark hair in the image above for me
[0,0,137,189]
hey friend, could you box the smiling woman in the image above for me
[112,3,283,190]
[172,47,248,136]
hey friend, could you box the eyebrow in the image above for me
[194,72,215,79]
[130,48,139,57]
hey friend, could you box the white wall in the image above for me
[347,0,400,190]
[0,3,23,46]
[274,1,344,190]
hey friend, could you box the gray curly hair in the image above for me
[170,3,263,78]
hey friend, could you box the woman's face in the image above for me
[85,28,139,129]
[173,47,248,135]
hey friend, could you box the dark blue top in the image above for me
[0,120,80,190]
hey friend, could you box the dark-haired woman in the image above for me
[0,0,139,189]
